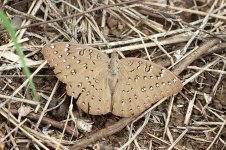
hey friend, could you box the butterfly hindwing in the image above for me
[112,58,182,117]
[74,71,112,115]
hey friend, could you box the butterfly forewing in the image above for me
[42,42,112,115]
[42,42,110,84]
[112,58,182,117]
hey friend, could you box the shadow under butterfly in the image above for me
[42,42,182,117]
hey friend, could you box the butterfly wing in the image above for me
[42,42,112,115]
[112,58,182,117]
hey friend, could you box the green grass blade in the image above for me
[0,10,38,101]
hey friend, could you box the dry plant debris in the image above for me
[0,0,226,149]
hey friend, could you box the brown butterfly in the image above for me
[42,42,182,117]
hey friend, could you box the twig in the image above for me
[104,34,191,53]
[0,94,39,106]
[147,133,182,150]
[206,118,226,150]
[118,113,151,150]
[142,2,226,20]
[0,0,139,34]
[172,38,221,76]
[34,80,59,130]
[179,0,219,54]
[0,108,49,150]
[69,117,135,150]
[167,128,188,150]
[9,109,77,136]
[184,91,197,125]
[163,96,174,138]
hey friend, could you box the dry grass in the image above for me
[0,0,226,149]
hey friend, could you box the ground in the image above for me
[0,0,226,150]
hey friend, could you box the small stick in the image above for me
[206,119,226,150]
[167,128,188,150]
[172,38,221,76]
[184,91,197,125]
[9,109,77,136]
[0,0,139,34]
[69,117,134,150]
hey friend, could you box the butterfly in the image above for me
[42,42,182,117]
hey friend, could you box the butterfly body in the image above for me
[43,42,182,117]
[108,51,120,97]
